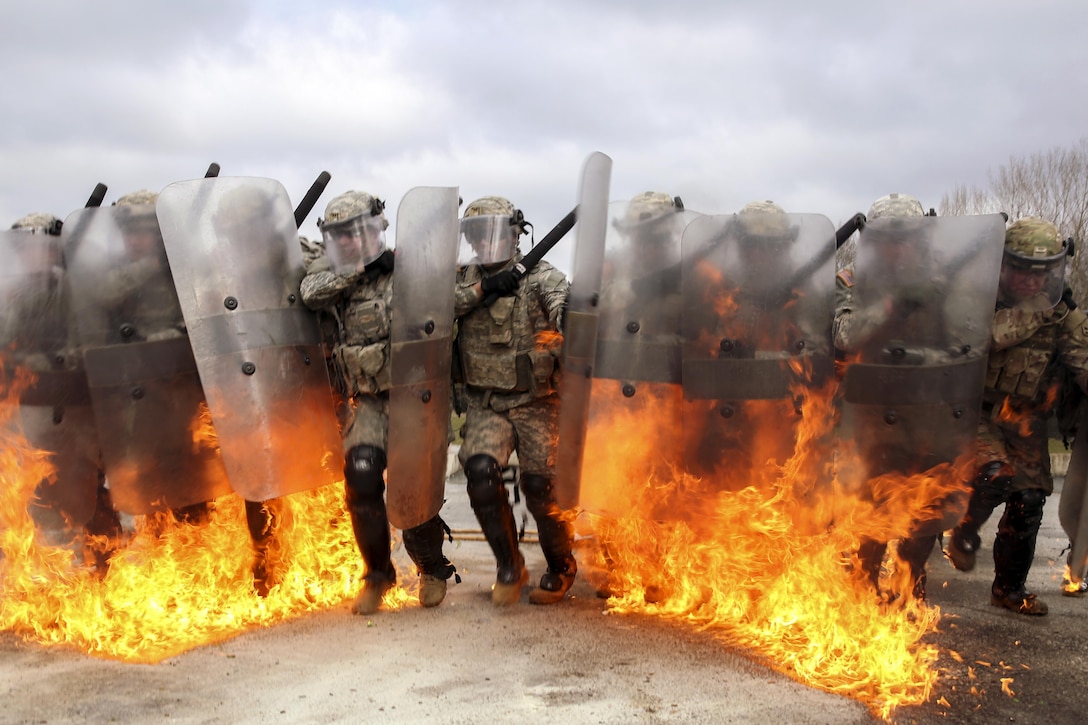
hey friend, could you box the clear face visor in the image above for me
[998,252,1066,311]
[459,215,518,265]
[10,231,63,273]
[322,215,387,274]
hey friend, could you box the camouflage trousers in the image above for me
[342,393,389,453]
[458,393,559,476]
[976,404,1052,495]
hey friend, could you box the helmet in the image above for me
[114,190,161,235]
[867,193,924,221]
[460,195,526,265]
[736,200,794,245]
[998,217,1070,311]
[11,212,62,236]
[616,191,683,232]
[317,190,389,272]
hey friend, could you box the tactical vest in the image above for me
[986,302,1083,403]
[334,271,393,395]
[458,265,560,400]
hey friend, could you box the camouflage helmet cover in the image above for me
[736,199,793,242]
[319,190,389,231]
[1004,217,1065,260]
[11,212,62,235]
[113,189,160,232]
[617,191,682,231]
[867,193,924,221]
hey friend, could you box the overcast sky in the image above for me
[3,0,1086,273]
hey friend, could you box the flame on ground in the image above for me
[1,362,408,664]
[577,373,973,721]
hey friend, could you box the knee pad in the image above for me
[465,454,504,508]
[345,445,386,503]
[1001,488,1047,537]
[519,473,555,516]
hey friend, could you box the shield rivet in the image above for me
[952,408,963,418]
[288,293,297,304]
[883,410,898,424]
[131,387,144,400]
[421,389,432,403]
[52,407,64,425]
[720,339,734,352]
[590,292,600,307]
[241,362,256,375]
[626,321,640,334]
[720,405,734,419]
[622,383,636,398]
[224,296,239,310]
[303,355,311,365]
[424,320,435,335]
[120,323,135,338]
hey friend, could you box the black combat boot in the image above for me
[345,445,397,615]
[83,479,124,576]
[521,473,577,605]
[465,454,527,605]
[402,515,457,608]
[990,489,1048,616]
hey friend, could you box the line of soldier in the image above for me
[3,164,1085,619]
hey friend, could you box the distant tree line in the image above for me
[940,137,1088,298]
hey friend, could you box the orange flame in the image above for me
[1,357,410,664]
[578,367,969,720]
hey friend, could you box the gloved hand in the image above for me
[481,269,520,296]
[363,249,395,281]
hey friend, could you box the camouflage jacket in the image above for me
[986,300,1088,408]
[455,255,568,410]
[300,258,392,396]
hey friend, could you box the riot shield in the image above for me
[156,177,344,502]
[680,213,837,490]
[63,206,232,515]
[838,214,1005,535]
[575,198,701,518]
[0,228,98,526]
[554,152,612,509]
[385,187,461,530]
[1059,404,1088,586]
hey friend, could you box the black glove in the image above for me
[481,269,520,296]
[363,249,395,281]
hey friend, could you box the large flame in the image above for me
[579,364,973,720]
[1,357,408,664]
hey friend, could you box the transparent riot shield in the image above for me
[0,228,98,526]
[63,206,232,515]
[554,152,612,509]
[575,198,701,518]
[838,214,1006,535]
[1059,405,1088,586]
[681,213,837,491]
[156,177,344,502]
[385,187,461,530]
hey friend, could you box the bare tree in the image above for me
[940,138,1088,298]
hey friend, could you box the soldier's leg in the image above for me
[897,532,938,600]
[83,475,124,575]
[245,497,284,597]
[465,453,526,605]
[401,515,457,608]
[521,473,577,604]
[857,538,887,593]
[345,444,397,615]
[991,488,1048,615]
[948,461,1011,572]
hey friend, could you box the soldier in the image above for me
[455,196,576,606]
[301,190,456,615]
[1,212,123,570]
[945,218,1088,615]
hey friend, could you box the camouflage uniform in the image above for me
[301,190,455,615]
[948,218,1086,615]
[1,213,122,569]
[455,195,576,606]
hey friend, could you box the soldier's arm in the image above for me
[300,259,359,310]
[531,262,569,328]
[454,266,484,317]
